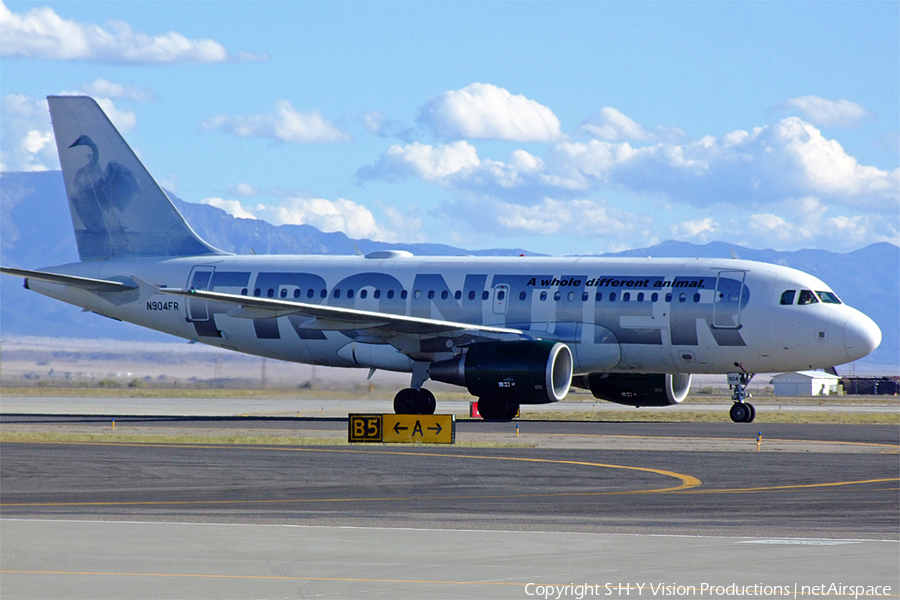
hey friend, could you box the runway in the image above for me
[1,403,898,598]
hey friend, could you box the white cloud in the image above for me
[670,217,718,240]
[581,107,653,142]
[93,97,136,132]
[200,197,257,220]
[774,96,869,128]
[380,203,425,243]
[78,78,155,102]
[359,142,571,203]
[438,196,650,243]
[0,94,56,171]
[201,194,394,241]
[377,117,897,211]
[358,141,481,184]
[358,112,898,252]
[225,183,260,197]
[203,101,350,143]
[258,197,384,240]
[0,1,266,64]
[418,83,562,142]
[363,111,391,137]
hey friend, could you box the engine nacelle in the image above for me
[429,340,573,404]
[577,373,691,406]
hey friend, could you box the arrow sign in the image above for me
[382,414,455,444]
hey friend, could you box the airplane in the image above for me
[1,96,883,423]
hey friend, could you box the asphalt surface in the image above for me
[2,412,898,599]
[1,418,897,537]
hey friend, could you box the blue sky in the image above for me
[2,1,898,255]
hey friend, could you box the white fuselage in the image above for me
[28,253,880,378]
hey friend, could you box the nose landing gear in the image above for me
[728,372,756,423]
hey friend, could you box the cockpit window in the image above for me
[798,290,818,305]
[780,290,796,305]
[817,291,842,304]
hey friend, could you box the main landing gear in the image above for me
[728,372,756,423]
[476,400,520,421]
[393,361,437,415]
[393,387,436,415]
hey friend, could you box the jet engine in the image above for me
[429,340,572,404]
[575,373,691,406]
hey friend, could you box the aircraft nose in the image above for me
[845,312,882,362]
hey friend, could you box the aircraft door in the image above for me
[492,284,510,315]
[714,270,745,329]
[186,266,215,322]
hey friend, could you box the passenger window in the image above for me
[401,290,408,299]
[293,289,300,299]
[622,292,630,302]
[609,292,616,302]
[333,289,341,299]
[595,292,602,302]
[798,290,818,305]
[553,291,561,301]
[387,290,394,299]
[582,292,589,301]
[780,290,795,305]
[568,292,575,301]
[468,291,476,300]
[519,291,527,301]
[455,291,462,300]
[373,290,380,299]
[665,293,672,303]
[267,288,275,298]
[307,289,314,299]
[280,289,287,298]
[347,289,354,299]
[679,293,687,303]
[241,288,248,296]
[441,290,448,300]
[497,290,506,301]
[693,293,701,303]
[320,289,327,299]
[540,291,547,301]
[637,292,644,302]
[427,290,434,300]
[817,291,842,304]
[651,293,658,302]
[482,291,489,300]
[359,289,367,299]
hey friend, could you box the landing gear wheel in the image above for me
[503,403,520,421]
[420,388,436,415]
[393,388,421,415]
[393,388,437,415]
[478,399,516,421]
[729,402,754,423]
[727,372,756,423]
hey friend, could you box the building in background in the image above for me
[771,371,842,397]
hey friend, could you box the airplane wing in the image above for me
[153,285,526,340]
[0,266,137,292]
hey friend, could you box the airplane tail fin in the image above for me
[48,96,225,261]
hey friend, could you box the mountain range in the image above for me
[2,170,896,372]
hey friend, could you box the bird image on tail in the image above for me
[49,95,223,260]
